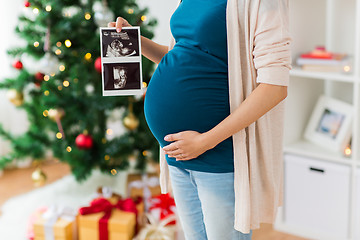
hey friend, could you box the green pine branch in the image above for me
[1,0,159,180]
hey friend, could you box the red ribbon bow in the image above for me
[79,197,138,240]
[149,193,176,225]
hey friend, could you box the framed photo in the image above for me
[100,27,143,96]
[304,95,353,152]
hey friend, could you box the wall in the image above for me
[0,0,28,157]
[0,0,178,157]
[138,0,178,45]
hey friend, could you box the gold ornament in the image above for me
[123,99,139,130]
[31,167,47,187]
[123,112,139,130]
[7,89,24,106]
[48,108,65,121]
[48,108,66,139]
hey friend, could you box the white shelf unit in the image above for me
[284,140,352,165]
[274,0,360,239]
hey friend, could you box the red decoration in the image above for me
[300,46,346,60]
[13,60,23,70]
[34,72,45,87]
[35,72,45,81]
[79,197,138,240]
[142,87,147,101]
[149,193,176,225]
[24,1,30,7]
[94,57,102,73]
[75,133,93,149]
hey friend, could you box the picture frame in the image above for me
[304,95,353,152]
[100,26,143,96]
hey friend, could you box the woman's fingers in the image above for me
[175,154,186,160]
[163,142,179,152]
[108,22,116,27]
[116,17,126,32]
[166,149,183,157]
[108,17,131,32]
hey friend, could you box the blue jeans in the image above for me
[168,165,253,240]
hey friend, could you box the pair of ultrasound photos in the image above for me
[100,27,143,96]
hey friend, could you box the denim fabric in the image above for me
[168,165,253,240]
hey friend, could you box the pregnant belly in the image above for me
[144,48,230,148]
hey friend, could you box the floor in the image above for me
[0,160,308,240]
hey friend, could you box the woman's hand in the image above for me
[109,17,169,64]
[108,17,132,32]
[163,131,213,161]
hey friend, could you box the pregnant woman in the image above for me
[108,0,291,239]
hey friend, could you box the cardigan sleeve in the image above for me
[252,0,292,86]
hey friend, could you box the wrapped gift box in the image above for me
[78,197,141,240]
[27,206,48,240]
[133,214,177,240]
[149,194,176,226]
[133,197,145,229]
[78,209,136,240]
[33,207,77,240]
[34,218,76,240]
[127,173,161,198]
[108,195,145,229]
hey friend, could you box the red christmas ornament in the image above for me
[13,60,23,70]
[35,72,45,81]
[24,1,30,7]
[34,72,45,87]
[94,57,102,73]
[75,133,94,149]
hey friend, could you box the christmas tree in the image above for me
[0,0,158,181]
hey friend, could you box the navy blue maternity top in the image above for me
[144,0,234,173]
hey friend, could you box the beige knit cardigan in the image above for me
[158,0,292,234]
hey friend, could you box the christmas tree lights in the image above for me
[0,0,158,180]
